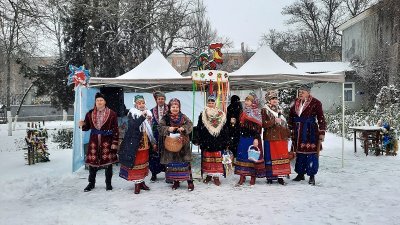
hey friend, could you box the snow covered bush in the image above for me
[52,129,73,149]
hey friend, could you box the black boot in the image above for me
[105,165,113,191]
[277,178,285,185]
[84,166,97,192]
[84,182,95,192]
[293,174,305,181]
[266,179,273,184]
[150,173,157,182]
[309,175,315,185]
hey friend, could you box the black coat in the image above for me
[196,112,229,152]
[118,112,146,168]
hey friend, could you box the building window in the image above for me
[233,58,239,66]
[344,82,355,102]
[176,59,182,67]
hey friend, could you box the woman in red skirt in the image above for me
[261,90,291,185]
[119,95,156,194]
[196,94,229,186]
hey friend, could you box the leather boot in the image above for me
[134,183,141,194]
[140,181,150,191]
[105,165,113,191]
[293,174,305,181]
[213,177,221,186]
[203,175,212,184]
[266,179,273,184]
[278,178,285,185]
[250,176,256,185]
[172,181,180,190]
[309,175,315,185]
[84,166,97,192]
[187,180,194,191]
[84,182,95,192]
[150,174,157,182]
[237,175,246,186]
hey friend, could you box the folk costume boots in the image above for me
[237,175,246,186]
[309,175,315,185]
[187,180,194,191]
[134,183,141,194]
[172,181,180,190]
[213,177,221,186]
[203,175,212,184]
[140,182,150,191]
[293,174,305,181]
[250,176,256,185]
[84,166,97,192]
[105,165,113,191]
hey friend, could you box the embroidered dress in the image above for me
[81,107,119,167]
[262,105,291,178]
[119,132,150,183]
[158,112,193,182]
[197,107,228,177]
[234,110,266,178]
[119,107,155,182]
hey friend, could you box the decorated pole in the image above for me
[67,65,90,158]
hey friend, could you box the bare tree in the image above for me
[282,0,342,61]
[0,0,43,135]
[345,0,373,17]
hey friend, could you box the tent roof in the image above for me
[228,46,345,89]
[90,50,192,91]
[117,50,182,79]
[293,62,354,73]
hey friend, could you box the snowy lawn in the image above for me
[0,121,399,225]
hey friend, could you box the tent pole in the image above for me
[342,82,345,168]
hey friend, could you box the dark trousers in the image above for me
[88,165,113,184]
[294,153,319,176]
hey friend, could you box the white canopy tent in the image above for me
[229,45,344,90]
[90,49,192,91]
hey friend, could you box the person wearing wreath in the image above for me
[119,95,156,194]
[261,90,291,185]
[234,93,265,186]
[158,98,194,191]
[288,84,326,185]
[79,92,119,192]
[149,91,168,182]
[196,94,229,186]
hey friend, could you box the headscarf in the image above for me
[167,98,184,126]
[243,93,262,124]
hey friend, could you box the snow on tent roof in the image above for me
[117,49,182,79]
[230,45,301,76]
[293,62,354,73]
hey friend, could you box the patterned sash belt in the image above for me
[91,129,113,136]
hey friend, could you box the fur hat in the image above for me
[265,90,278,101]
[153,91,166,100]
[95,92,105,100]
[299,83,313,92]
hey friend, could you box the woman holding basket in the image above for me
[158,98,194,191]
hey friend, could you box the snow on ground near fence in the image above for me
[0,121,399,225]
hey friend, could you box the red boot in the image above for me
[187,180,194,191]
[134,183,141,194]
[237,175,246,186]
[250,176,256,185]
[172,181,180,190]
[140,182,150,191]
[213,177,221,186]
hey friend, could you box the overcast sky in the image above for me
[203,0,297,51]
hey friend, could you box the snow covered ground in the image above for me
[1,121,400,225]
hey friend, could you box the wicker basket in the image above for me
[164,135,183,152]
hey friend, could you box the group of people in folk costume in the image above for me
[78,83,326,193]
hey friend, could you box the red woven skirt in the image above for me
[119,147,149,182]
[202,150,224,176]
[269,140,291,176]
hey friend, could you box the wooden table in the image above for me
[349,126,382,156]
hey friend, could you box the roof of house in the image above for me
[293,62,354,73]
[337,2,380,31]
